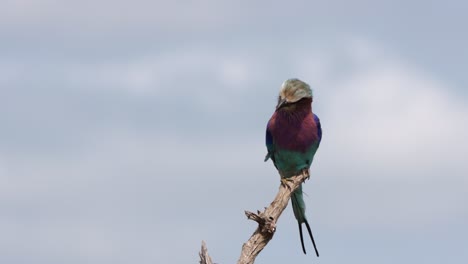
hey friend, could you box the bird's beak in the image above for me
[276,98,287,110]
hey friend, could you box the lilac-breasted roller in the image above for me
[265,78,322,256]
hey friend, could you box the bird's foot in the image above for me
[301,168,310,181]
[280,177,294,189]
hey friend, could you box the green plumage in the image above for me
[272,144,319,223]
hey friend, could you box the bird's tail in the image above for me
[291,185,319,257]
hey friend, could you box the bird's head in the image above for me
[276,78,313,110]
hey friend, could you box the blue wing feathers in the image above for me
[265,125,278,167]
[266,127,273,147]
[314,114,322,142]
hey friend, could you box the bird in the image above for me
[264,78,322,256]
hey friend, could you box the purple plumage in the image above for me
[267,98,320,153]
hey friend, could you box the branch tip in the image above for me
[199,240,213,264]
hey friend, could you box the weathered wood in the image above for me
[237,170,310,264]
[199,240,213,264]
[199,170,309,264]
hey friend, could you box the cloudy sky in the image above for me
[1,1,467,263]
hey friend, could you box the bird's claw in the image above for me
[281,177,293,189]
[302,169,310,181]
[281,169,310,189]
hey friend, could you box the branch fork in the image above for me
[244,210,276,235]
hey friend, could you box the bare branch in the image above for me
[199,170,310,264]
[237,170,310,264]
[199,240,213,264]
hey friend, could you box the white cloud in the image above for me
[51,49,266,112]
[297,38,468,231]
[0,0,250,33]
[323,51,468,175]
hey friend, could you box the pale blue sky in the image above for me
[0,1,467,264]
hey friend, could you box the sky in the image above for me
[1,1,467,264]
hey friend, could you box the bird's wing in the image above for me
[314,113,322,145]
[264,123,277,168]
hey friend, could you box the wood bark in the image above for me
[199,240,213,264]
[199,170,310,264]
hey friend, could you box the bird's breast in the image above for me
[269,111,318,152]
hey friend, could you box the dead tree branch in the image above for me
[237,170,310,264]
[199,240,213,264]
[198,170,310,264]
